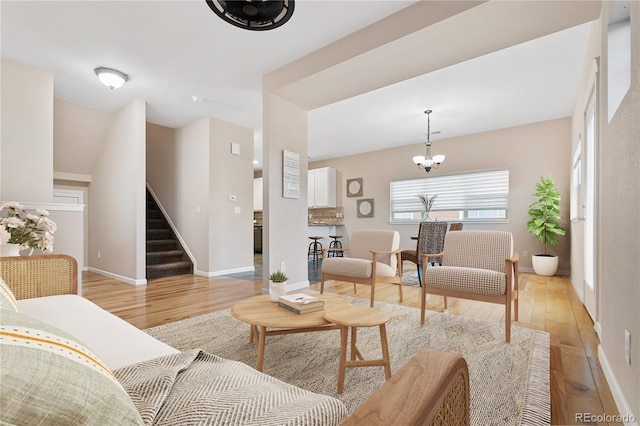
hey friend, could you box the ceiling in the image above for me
[1,1,594,170]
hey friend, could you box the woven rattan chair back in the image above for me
[417,221,448,266]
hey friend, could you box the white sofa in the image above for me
[0,254,470,426]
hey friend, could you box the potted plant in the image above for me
[417,193,437,222]
[526,176,566,276]
[268,270,289,302]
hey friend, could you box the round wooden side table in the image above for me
[323,304,391,394]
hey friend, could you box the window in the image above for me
[390,168,509,223]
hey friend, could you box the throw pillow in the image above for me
[0,309,143,425]
[0,277,18,311]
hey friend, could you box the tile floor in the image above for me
[224,254,323,284]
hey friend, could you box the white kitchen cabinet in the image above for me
[308,167,336,208]
[253,177,263,211]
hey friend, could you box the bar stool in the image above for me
[328,235,343,257]
[308,236,323,263]
[324,305,391,394]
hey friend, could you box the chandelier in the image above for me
[412,109,445,173]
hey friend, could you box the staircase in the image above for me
[146,190,193,280]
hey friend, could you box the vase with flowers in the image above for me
[0,202,57,257]
[417,193,438,222]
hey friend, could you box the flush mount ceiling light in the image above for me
[206,0,295,31]
[94,66,129,90]
[412,110,445,173]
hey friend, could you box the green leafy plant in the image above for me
[526,176,565,255]
[268,270,289,283]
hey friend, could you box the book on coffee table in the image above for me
[278,293,325,314]
[278,302,324,314]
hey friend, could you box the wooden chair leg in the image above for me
[420,285,426,325]
[505,299,511,343]
[398,280,403,303]
[320,273,325,294]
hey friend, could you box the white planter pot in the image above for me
[531,255,559,277]
[269,281,287,302]
[0,243,22,257]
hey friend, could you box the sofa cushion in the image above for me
[0,308,144,425]
[322,257,396,278]
[424,266,507,295]
[17,295,179,370]
[0,277,18,311]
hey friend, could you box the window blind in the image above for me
[390,168,509,214]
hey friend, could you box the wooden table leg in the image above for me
[256,325,266,372]
[351,326,364,361]
[379,323,391,380]
[249,324,256,343]
[338,325,348,394]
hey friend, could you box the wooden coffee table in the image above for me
[231,293,348,371]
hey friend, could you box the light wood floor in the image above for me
[82,270,621,425]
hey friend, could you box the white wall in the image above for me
[88,99,146,284]
[0,59,53,202]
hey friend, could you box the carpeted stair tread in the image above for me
[146,189,192,279]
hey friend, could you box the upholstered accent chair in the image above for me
[321,229,403,307]
[400,221,448,286]
[420,231,519,342]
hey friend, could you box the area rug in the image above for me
[145,296,550,425]
[402,269,421,286]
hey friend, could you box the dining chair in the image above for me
[400,221,448,286]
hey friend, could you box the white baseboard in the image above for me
[598,345,639,425]
[195,265,255,277]
[518,267,570,276]
[571,276,585,301]
[87,267,147,286]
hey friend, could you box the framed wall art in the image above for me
[346,178,363,197]
[357,198,374,218]
[282,150,300,199]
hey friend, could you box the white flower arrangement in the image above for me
[0,202,57,253]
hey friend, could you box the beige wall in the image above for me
[208,118,254,273]
[167,117,210,272]
[262,94,310,292]
[53,99,113,175]
[88,99,146,284]
[1,59,54,202]
[147,117,254,275]
[311,118,572,273]
[594,1,639,418]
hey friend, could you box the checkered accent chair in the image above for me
[321,229,403,307]
[420,231,519,342]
